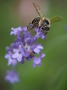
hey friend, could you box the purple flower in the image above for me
[32,53,46,67]
[10,27,45,63]
[34,28,45,39]
[5,52,17,66]
[12,45,25,62]
[10,26,27,37]
[22,26,27,32]
[33,44,43,54]
[5,26,45,67]
[10,26,22,37]
[5,22,46,84]
[5,70,19,84]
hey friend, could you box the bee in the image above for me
[27,2,63,35]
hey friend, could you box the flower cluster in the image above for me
[5,26,46,84]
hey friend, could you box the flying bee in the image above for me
[27,2,63,35]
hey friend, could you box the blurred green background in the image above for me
[0,0,67,90]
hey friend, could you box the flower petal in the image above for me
[12,52,19,58]
[34,48,40,54]
[37,45,43,49]
[33,57,41,64]
[40,53,46,59]
[5,54,10,59]
[22,26,27,32]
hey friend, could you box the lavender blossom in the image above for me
[5,26,46,66]
[32,53,46,67]
[5,47,17,66]
[34,28,46,39]
[33,45,43,54]
[5,70,19,84]
[10,26,22,37]
[5,26,46,84]
[5,52,17,66]
[12,45,25,62]
[10,26,27,37]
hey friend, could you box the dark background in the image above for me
[0,0,67,90]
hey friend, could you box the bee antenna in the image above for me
[33,2,43,20]
[33,2,40,10]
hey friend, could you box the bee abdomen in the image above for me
[27,17,40,30]
[32,17,40,24]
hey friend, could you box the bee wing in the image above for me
[50,16,63,24]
